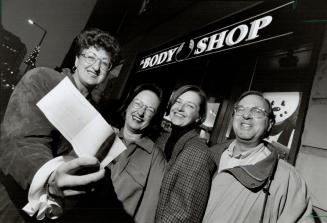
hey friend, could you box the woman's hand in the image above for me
[48,157,105,197]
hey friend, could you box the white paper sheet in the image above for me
[37,77,126,167]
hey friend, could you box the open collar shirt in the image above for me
[203,140,313,223]
[218,140,271,173]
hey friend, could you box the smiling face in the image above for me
[233,94,274,146]
[124,90,160,134]
[169,90,201,127]
[74,46,111,89]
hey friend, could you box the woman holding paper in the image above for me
[0,28,120,222]
[105,83,166,223]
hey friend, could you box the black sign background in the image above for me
[136,1,298,72]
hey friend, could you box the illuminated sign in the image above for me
[137,1,295,72]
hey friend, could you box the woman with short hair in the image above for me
[104,83,166,223]
[155,85,216,223]
[0,28,120,222]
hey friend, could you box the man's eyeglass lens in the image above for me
[234,106,267,118]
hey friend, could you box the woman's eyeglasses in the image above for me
[132,99,156,117]
[80,53,112,71]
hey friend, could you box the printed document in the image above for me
[37,77,126,167]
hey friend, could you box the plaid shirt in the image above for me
[155,129,216,223]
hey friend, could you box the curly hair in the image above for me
[120,83,163,113]
[74,28,121,66]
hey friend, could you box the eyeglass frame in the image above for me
[233,105,269,119]
[80,53,112,71]
[132,99,156,117]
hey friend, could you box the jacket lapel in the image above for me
[210,139,233,167]
[111,136,154,186]
[166,129,200,170]
[210,140,279,190]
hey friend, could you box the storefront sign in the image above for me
[137,1,294,72]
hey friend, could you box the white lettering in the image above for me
[157,52,168,65]
[167,47,178,62]
[226,24,248,46]
[149,54,159,67]
[141,57,151,69]
[194,37,209,55]
[206,31,228,52]
[140,15,274,70]
[247,16,273,41]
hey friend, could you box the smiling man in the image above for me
[203,91,313,223]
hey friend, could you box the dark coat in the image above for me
[0,67,115,222]
[155,129,216,223]
[0,68,71,222]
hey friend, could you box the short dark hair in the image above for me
[120,83,163,113]
[118,83,163,138]
[235,90,276,124]
[166,85,207,125]
[99,84,163,131]
[74,28,121,66]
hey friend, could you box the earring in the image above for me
[72,66,76,72]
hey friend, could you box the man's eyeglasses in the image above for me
[132,99,156,117]
[80,53,112,71]
[234,105,269,119]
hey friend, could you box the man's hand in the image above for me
[48,157,105,197]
